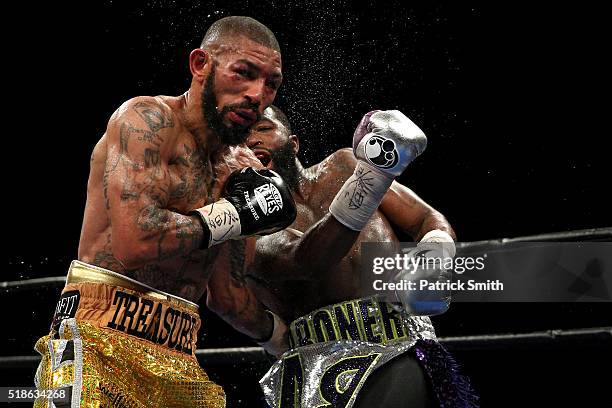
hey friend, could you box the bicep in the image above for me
[104,100,173,234]
[379,181,433,237]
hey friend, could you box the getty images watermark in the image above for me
[360,242,612,302]
[371,247,504,292]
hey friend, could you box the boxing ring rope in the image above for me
[1,328,610,369]
[1,276,67,290]
[4,227,610,293]
[2,227,611,370]
[466,227,612,244]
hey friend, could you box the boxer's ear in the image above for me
[189,48,210,80]
[289,135,299,155]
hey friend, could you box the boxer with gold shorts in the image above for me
[35,261,223,407]
[33,16,296,407]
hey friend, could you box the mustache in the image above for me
[252,146,273,154]
[220,101,261,121]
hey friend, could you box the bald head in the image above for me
[264,105,292,137]
[201,16,280,54]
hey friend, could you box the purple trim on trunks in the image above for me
[413,339,480,408]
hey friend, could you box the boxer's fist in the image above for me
[329,110,427,231]
[393,230,455,316]
[392,243,452,316]
[212,145,265,200]
[224,167,297,237]
[192,167,296,247]
[353,110,427,177]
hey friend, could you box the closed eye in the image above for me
[235,68,254,79]
[266,79,281,91]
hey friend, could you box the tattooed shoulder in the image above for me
[110,97,176,148]
[132,98,175,133]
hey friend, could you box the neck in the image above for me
[293,158,313,201]
[179,90,221,154]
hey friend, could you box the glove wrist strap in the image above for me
[190,198,241,248]
[329,161,393,231]
[419,229,456,258]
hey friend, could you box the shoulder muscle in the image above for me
[106,96,176,157]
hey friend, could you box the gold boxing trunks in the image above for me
[33,260,226,408]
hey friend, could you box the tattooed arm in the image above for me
[206,148,272,339]
[206,239,275,340]
[105,97,205,269]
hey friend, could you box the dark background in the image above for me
[4,0,609,263]
[2,1,610,406]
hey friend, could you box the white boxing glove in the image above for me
[394,229,456,316]
[330,110,427,231]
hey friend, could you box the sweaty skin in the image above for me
[207,109,455,338]
[78,36,281,303]
[251,151,394,319]
[248,151,451,320]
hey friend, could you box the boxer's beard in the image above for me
[270,140,300,192]
[201,66,259,145]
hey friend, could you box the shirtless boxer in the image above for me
[33,17,296,408]
[207,106,478,407]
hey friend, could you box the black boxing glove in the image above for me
[191,167,297,248]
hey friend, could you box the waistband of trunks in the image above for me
[67,260,199,312]
[288,296,436,348]
[51,260,201,356]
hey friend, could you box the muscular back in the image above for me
[247,149,399,321]
[78,96,221,302]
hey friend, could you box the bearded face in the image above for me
[201,64,261,145]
